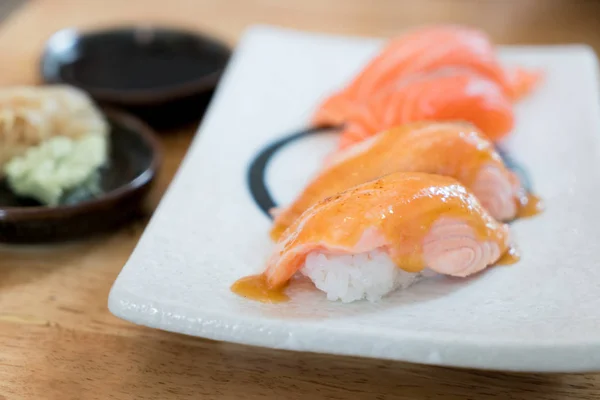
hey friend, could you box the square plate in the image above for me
[109,26,600,372]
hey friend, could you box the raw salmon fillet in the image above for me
[337,69,514,148]
[313,25,542,128]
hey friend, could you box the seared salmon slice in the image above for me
[271,122,525,240]
[266,172,511,289]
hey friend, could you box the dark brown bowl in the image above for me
[0,110,162,243]
[40,26,231,128]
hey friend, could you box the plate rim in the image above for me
[108,285,600,373]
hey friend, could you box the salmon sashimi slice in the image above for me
[337,69,514,149]
[313,25,542,127]
[505,66,544,100]
[270,122,525,240]
[265,172,512,289]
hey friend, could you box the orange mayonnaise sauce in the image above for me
[516,193,544,219]
[494,246,521,266]
[230,274,289,303]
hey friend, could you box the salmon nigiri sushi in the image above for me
[314,25,542,127]
[264,172,513,303]
[337,69,514,149]
[271,122,527,240]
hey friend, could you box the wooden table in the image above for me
[1,0,600,398]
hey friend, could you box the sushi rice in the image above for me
[301,249,426,303]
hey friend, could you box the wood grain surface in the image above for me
[1,0,600,399]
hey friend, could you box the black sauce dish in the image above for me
[40,26,231,128]
[0,109,162,243]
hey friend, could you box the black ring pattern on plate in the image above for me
[247,125,334,217]
[247,126,532,219]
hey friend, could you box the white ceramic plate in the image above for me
[109,25,600,372]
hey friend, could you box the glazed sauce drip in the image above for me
[516,193,544,219]
[495,246,521,266]
[271,123,499,240]
[231,274,289,303]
